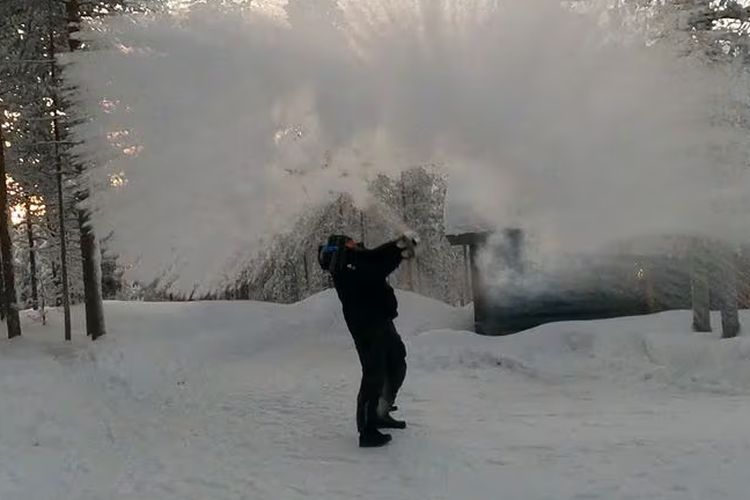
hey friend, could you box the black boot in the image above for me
[376,414,406,429]
[359,430,392,448]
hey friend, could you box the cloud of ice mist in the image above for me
[64,0,748,292]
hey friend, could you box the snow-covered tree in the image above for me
[230,166,466,306]
[0,0,149,340]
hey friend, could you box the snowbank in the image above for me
[6,291,471,406]
[412,310,750,394]
[7,293,750,402]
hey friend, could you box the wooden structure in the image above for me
[446,230,706,336]
[446,229,525,335]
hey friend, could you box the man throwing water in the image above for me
[319,232,418,448]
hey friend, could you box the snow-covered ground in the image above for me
[2,291,750,500]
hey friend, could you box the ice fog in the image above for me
[65,0,748,291]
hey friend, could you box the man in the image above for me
[319,232,418,448]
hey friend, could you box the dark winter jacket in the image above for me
[332,241,404,328]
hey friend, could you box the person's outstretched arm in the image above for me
[353,241,403,279]
[352,233,419,279]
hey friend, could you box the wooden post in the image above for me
[0,121,22,339]
[690,240,711,333]
[468,237,487,334]
[446,232,489,333]
[466,233,489,334]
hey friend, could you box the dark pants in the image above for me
[381,321,407,411]
[349,319,407,434]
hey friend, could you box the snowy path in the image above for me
[2,294,750,500]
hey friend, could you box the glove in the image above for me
[396,231,419,259]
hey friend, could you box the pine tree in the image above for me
[0,122,21,338]
[0,0,138,340]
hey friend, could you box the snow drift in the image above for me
[6,290,750,399]
[412,311,750,394]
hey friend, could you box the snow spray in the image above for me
[65,0,746,292]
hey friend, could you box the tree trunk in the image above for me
[303,251,310,291]
[78,208,106,339]
[67,0,106,340]
[40,279,46,326]
[720,248,740,339]
[288,261,300,303]
[691,273,710,332]
[49,12,72,342]
[690,240,711,333]
[400,173,414,291]
[463,245,471,306]
[53,127,71,341]
[65,0,82,50]
[0,249,6,321]
[25,197,38,310]
[0,125,22,339]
